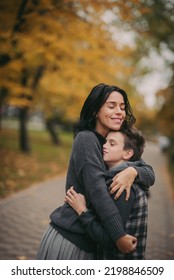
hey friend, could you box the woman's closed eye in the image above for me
[120,105,125,111]
[108,105,115,109]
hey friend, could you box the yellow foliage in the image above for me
[9,98,31,108]
[0,0,140,122]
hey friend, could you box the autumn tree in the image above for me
[0,0,139,152]
[112,0,174,137]
[109,0,174,138]
[136,0,174,148]
[156,80,174,159]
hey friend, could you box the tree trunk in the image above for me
[0,106,2,130]
[13,0,29,33]
[19,106,30,153]
[46,118,60,145]
[17,65,45,153]
[11,1,45,153]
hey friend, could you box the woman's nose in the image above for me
[115,105,122,113]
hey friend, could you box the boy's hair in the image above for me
[121,127,145,161]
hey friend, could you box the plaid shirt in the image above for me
[97,184,148,259]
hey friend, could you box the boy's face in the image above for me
[103,131,126,168]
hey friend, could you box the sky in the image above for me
[135,48,174,108]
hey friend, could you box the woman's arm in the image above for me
[133,159,155,188]
[110,159,155,200]
[65,187,136,250]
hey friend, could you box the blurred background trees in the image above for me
[0,0,173,159]
[0,0,139,151]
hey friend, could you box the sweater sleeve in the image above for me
[78,190,135,248]
[73,132,126,241]
[128,159,155,191]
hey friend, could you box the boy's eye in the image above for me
[110,141,115,146]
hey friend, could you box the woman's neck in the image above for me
[95,126,109,138]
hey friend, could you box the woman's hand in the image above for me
[109,167,138,200]
[64,186,87,215]
[116,234,137,254]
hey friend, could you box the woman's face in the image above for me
[95,91,126,137]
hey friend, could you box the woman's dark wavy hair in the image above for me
[73,83,136,137]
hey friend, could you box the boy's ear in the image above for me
[123,149,134,161]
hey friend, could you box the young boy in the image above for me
[65,127,148,259]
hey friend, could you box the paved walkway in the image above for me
[144,143,174,259]
[0,142,174,260]
[0,175,66,260]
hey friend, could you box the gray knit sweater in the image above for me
[50,130,155,251]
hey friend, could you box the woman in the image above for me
[36,83,155,260]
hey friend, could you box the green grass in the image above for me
[0,127,73,198]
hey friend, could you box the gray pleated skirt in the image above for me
[36,225,95,260]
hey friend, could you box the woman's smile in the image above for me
[110,116,123,124]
